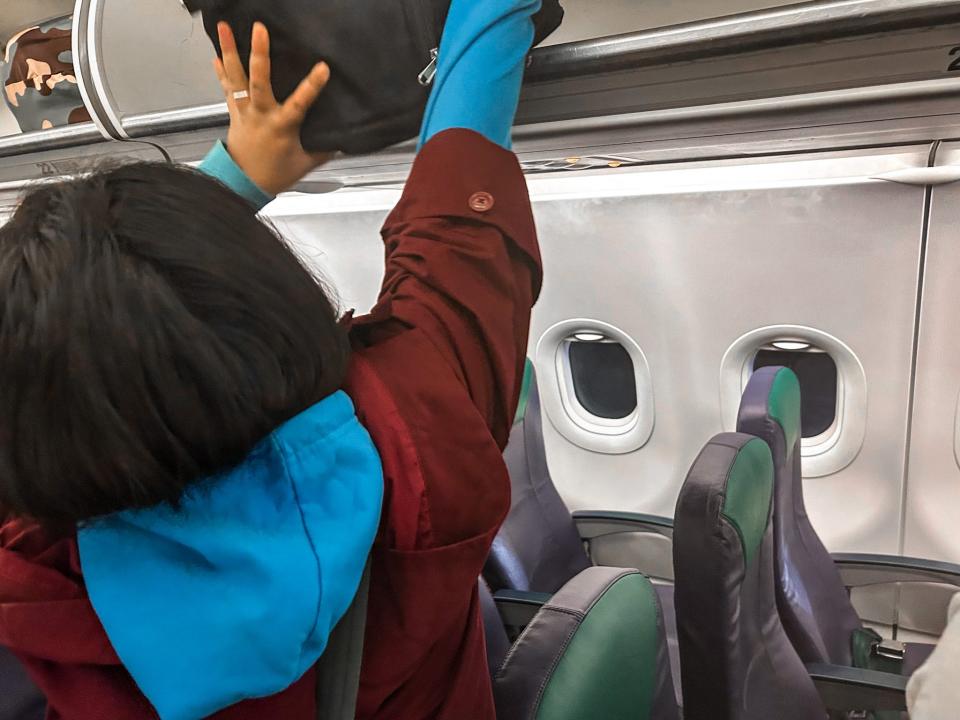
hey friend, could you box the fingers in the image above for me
[279,62,330,127]
[212,56,242,116]
[212,56,227,91]
[217,22,249,92]
[248,22,276,109]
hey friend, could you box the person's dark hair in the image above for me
[0,161,349,526]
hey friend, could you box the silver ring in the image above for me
[232,90,250,101]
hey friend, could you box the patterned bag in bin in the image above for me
[1,16,91,134]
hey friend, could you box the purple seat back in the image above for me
[674,433,824,720]
[737,366,862,665]
[485,362,591,594]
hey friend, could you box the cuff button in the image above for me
[469,191,495,213]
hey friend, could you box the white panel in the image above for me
[527,148,925,554]
[266,146,927,555]
[903,141,960,565]
[270,205,392,316]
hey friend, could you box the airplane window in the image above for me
[753,345,838,438]
[568,338,638,420]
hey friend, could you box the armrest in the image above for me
[806,663,908,712]
[833,553,960,589]
[493,589,551,629]
[573,511,674,541]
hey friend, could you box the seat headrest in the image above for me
[677,434,774,570]
[674,437,825,719]
[720,435,775,569]
[494,567,665,720]
[737,366,802,461]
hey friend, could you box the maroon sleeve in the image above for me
[349,129,541,449]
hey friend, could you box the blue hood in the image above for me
[77,391,384,720]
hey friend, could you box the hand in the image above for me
[213,21,331,196]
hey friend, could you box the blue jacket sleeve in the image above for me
[198,141,274,211]
[419,0,541,150]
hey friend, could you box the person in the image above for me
[0,0,542,717]
[906,593,960,720]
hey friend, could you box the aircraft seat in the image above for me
[482,566,679,720]
[486,360,592,595]
[673,432,826,719]
[737,367,960,678]
[485,360,681,695]
[487,360,676,595]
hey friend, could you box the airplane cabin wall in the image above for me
[267,143,930,561]
[2,0,959,601]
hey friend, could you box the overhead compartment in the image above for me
[4,0,960,204]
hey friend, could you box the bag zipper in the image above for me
[410,0,440,86]
[418,48,439,86]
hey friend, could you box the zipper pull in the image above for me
[418,48,439,86]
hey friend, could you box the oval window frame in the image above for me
[536,319,655,455]
[720,325,866,478]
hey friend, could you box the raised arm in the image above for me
[350,0,543,448]
[197,8,544,447]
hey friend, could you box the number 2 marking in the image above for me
[948,46,960,72]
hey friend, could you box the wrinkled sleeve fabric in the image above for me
[907,594,960,719]
[419,0,541,149]
[198,141,274,211]
[350,128,541,452]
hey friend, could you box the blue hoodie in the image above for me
[77,390,383,720]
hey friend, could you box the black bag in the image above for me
[182,0,564,155]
